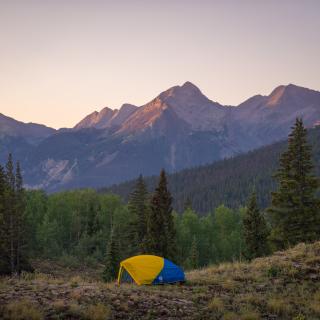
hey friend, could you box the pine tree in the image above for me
[15,162,31,273]
[102,228,119,282]
[147,169,177,260]
[183,197,192,211]
[0,164,10,274]
[0,155,32,275]
[268,118,320,249]
[243,192,269,260]
[127,175,149,254]
[188,236,199,269]
[5,154,16,274]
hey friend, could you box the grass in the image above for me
[85,304,111,320]
[208,297,225,313]
[0,241,320,319]
[2,299,43,320]
[266,297,293,316]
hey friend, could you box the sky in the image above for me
[0,0,320,129]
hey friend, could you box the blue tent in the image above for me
[152,258,185,284]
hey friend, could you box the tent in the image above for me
[117,255,185,285]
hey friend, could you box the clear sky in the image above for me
[1,0,320,129]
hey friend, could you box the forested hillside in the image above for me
[105,126,320,213]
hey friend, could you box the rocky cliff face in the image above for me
[74,104,138,130]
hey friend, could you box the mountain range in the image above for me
[0,82,319,191]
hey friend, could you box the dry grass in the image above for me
[52,299,67,312]
[2,299,43,320]
[84,303,111,320]
[222,311,239,320]
[239,309,260,320]
[186,241,320,319]
[266,298,293,316]
[208,297,225,313]
[1,241,320,319]
[309,290,320,316]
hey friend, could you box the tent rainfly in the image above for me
[117,255,185,285]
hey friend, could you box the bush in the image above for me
[266,265,281,278]
[59,254,80,268]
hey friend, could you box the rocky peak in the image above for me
[158,81,203,102]
[74,107,115,129]
[266,83,320,109]
[266,85,287,107]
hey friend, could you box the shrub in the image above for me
[266,265,281,278]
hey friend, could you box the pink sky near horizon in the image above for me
[0,0,320,129]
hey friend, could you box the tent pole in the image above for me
[117,266,123,286]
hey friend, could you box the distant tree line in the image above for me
[105,126,320,214]
[0,170,245,277]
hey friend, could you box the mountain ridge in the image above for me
[73,82,320,139]
[0,82,319,191]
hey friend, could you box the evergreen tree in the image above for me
[0,155,32,275]
[15,162,31,273]
[243,192,269,260]
[268,118,320,249]
[188,236,199,269]
[183,197,193,211]
[102,228,119,282]
[0,164,10,274]
[147,169,177,260]
[5,154,16,274]
[127,175,149,254]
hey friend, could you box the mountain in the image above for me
[105,125,320,214]
[0,113,55,142]
[0,113,56,165]
[230,83,320,148]
[74,104,138,130]
[117,81,227,135]
[1,82,319,191]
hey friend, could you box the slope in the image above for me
[0,113,56,164]
[105,126,320,214]
[0,241,319,319]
